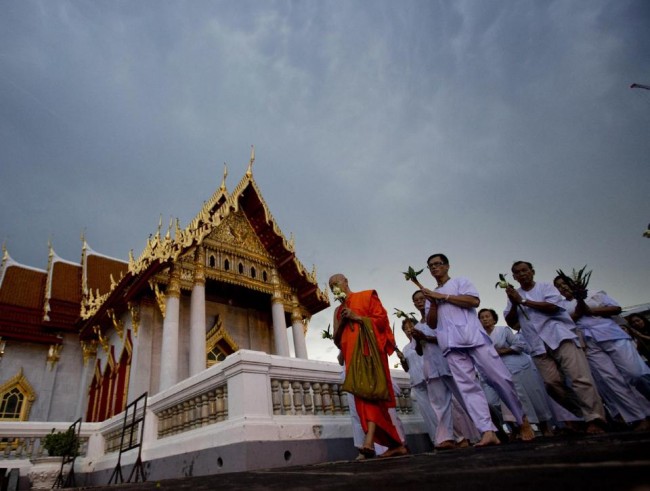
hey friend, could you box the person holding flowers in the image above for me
[328,273,407,459]
[503,261,607,434]
[399,291,479,449]
[554,274,650,428]
[419,254,535,446]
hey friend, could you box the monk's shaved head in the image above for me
[328,274,348,290]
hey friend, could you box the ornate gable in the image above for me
[79,150,329,340]
[207,210,269,257]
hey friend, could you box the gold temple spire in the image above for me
[246,145,255,178]
[80,230,88,295]
[0,241,9,287]
[175,218,182,240]
[165,216,173,240]
[220,162,228,192]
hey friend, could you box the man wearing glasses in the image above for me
[421,254,535,446]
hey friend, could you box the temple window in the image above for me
[262,271,268,282]
[224,259,230,271]
[0,388,23,420]
[209,255,216,268]
[250,267,256,279]
[238,263,244,274]
[0,371,35,422]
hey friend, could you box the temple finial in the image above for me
[246,145,255,177]
[220,162,228,192]
[175,218,182,239]
[165,216,173,240]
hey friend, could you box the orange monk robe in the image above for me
[337,290,401,448]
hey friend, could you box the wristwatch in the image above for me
[521,299,528,305]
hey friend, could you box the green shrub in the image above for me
[42,428,79,457]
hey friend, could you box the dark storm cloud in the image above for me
[1,0,648,359]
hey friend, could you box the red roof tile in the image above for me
[0,266,46,309]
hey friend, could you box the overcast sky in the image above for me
[1,0,649,364]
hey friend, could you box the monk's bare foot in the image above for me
[356,446,375,460]
[434,440,456,450]
[379,445,408,458]
[475,431,500,447]
[519,416,535,442]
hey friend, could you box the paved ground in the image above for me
[74,430,650,491]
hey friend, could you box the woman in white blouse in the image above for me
[478,308,554,437]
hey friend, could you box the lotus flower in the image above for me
[394,308,418,324]
[495,273,510,289]
[495,273,529,320]
[331,285,347,303]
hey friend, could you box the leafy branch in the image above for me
[321,324,333,340]
[556,265,592,300]
[402,266,424,290]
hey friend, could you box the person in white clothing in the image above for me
[408,291,480,448]
[422,253,535,447]
[478,308,555,436]
[397,318,439,446]
[553,276,650,431]
[504,261,607,434]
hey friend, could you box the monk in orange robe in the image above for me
[329,274,407,458]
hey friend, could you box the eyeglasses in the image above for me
[427,261,446,269]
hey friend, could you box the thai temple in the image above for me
[0,150,423,489]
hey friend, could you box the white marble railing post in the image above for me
[159,266,181,391]
[189,247,207,377]
[223,351,273,420]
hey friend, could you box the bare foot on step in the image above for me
[475,430,500,447]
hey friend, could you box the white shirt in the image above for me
[561,291,630,343]
[488,325,534,374]
[433,277,489,354]
[401,338,426,387]
[504,282,578,356]
[413,320,452,379]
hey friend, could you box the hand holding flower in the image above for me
[496,273,529,320]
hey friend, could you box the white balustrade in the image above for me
[1,350,418,480]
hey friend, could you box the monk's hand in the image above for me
[341,307,361,322]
